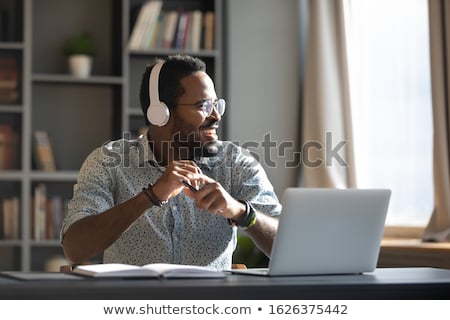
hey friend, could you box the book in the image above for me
[32,130,56,171]
[73,263,226,279]
[0,55,20,104]
[128,1,152,50]
[2,196,19,240]
[162,10,179,49]
[189,10,202,51]
[33,183,47,240]
[0,124,19,170]
[128,0,162,50]
[203,11,215,50]
[146,12,164,49]
[47,196,65,240]
[139,0,163,50]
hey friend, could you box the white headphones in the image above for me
[147,61,170,126]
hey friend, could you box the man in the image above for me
[61,55,281,270]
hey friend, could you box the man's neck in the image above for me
[148,133,192,166]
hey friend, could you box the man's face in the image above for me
[170,71,221,159]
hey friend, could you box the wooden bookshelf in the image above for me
[0,0,224,271]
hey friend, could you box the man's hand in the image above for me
[151,160,203,201]
[150,160,246,221]
[184,175,246,221]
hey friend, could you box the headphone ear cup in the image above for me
[147,61,169,127]
[147,102,170,126]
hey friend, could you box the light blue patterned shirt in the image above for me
[61,132,281,270]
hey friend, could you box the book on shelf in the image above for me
[174,11,189,49]
[190,10,202,51]
[130,6,209,51]
[33,183,47,240]
[128,1,150,49]
[162,10,179,49]
[31,184,67,241]
[1,196,20,240]
[0,54,20,104]
[203,11,215,50]
[128,0,163,50]
[72,263,226,279]
[146,13,164,49]
[141,1,163,50]
[46,196,66,240]
[0,124,19,170]
[32,130,56,172]
[169,9,205,50]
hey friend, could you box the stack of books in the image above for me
[128,0,215,51]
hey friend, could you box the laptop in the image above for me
[232,188,391,276]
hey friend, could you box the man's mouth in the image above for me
[201,127,217,136]
[200,123,219,139]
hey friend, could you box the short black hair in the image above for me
[140,55,207,126]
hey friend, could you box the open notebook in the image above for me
[232,188,391,276]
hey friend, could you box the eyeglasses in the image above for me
[178,99,226,117]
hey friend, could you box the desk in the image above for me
[0,267,449,299]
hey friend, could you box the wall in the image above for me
[226,0,300,198]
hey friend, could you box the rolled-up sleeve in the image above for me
[60,147,115,242]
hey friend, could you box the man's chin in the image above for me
[200,140,220,157]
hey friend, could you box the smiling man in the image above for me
[60,55,281,270]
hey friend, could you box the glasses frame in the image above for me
[177,99,226,117]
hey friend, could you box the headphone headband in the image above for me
[149,61,164,106]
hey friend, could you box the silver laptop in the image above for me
[232,188,391,276]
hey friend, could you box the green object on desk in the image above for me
[233,234,269,268]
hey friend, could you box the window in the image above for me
[344,0,433,226]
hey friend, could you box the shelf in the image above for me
[128,108,143,116]
[0,171,23,181]
[0,105,23,112]
[32,74,124,85]
[128,48,220,58]
[0,42,24,50]
[0,240,22,246]
[30,171,79,181]
[30,240,61,247]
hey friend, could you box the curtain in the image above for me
[300,0,356,188]
[423,0,450,242]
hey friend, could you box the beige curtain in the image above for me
[423,0,450,242]
[301,0,355,188]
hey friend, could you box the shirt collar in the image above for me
[137,128,157,166]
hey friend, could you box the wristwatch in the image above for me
[142,183,168,207]
[228,200,257,229]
